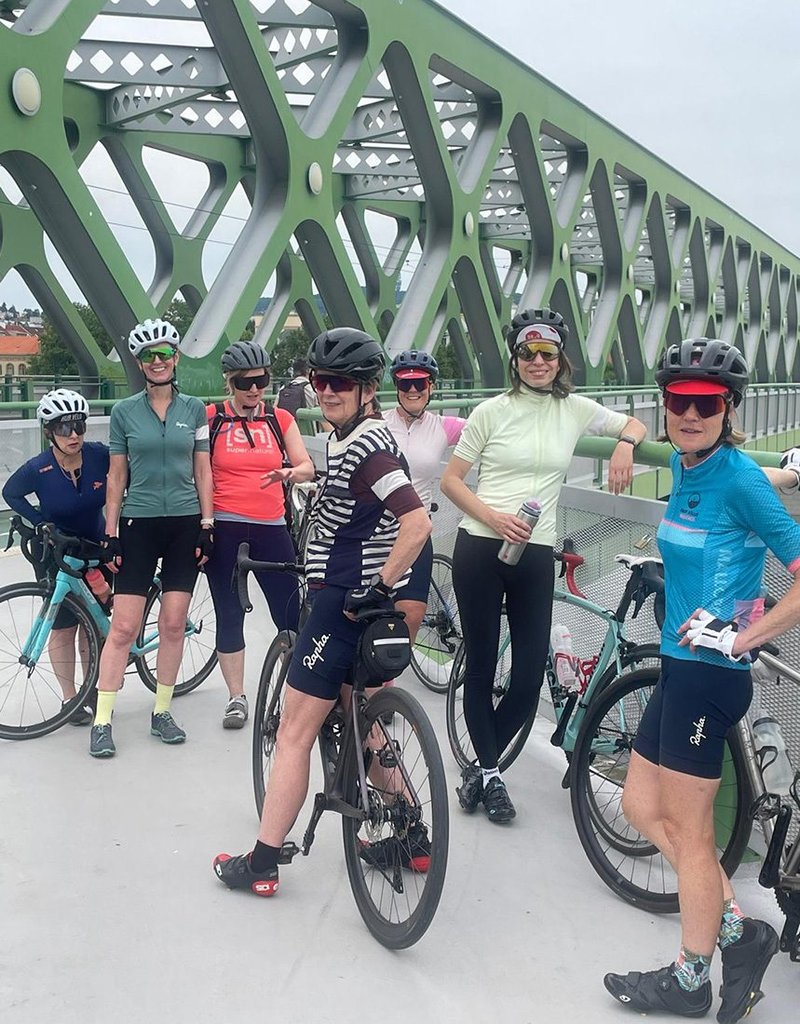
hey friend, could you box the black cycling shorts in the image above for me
[396,537,434,605]
[288,585,383,701]
[115,515,201,597]
[634,653,753,780]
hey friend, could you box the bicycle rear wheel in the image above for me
[252,631,294,818]
[341,686,449,949]
[570,667,751,914]
[0,583,100,740]
[135,573,218,696]
[410,553,460,694]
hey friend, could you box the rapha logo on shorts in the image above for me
[689,715,707,747]
[303,633,330,670]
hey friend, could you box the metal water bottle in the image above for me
[497,498,542,565]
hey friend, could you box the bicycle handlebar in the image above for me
[235,541,305,613]
[39,524,105,579]
[553,537,587,599]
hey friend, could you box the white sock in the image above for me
[482,767,501,785]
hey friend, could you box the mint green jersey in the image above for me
[109,390,210,518]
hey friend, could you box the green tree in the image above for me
[240,318,255,342]
[163,297,194,338]
[270,327,311,379]
[27,318,78,376]
[434,338,461,381]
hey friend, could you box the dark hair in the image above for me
[508,350,574,400]
[292,359,309,376]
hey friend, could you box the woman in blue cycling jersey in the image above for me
[2,388,109,723]
[604,339,800,1023]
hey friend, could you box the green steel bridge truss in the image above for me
[1,0,799,394]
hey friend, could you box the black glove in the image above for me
[344,580,394,617]
[195,528,214,563]
[101,534,123,565]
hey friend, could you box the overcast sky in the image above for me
[2,0,799,311]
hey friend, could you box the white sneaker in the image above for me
[223,694,249,730]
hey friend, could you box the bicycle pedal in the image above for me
[278,841,300,865]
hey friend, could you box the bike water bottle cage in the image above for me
[356,613,411,685]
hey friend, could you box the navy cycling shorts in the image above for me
[634,654,752,779]
[396,537,434,605]
[288,585,384,701]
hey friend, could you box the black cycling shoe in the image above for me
[63,700,93,726]
[604,965,711,1018]
[717,919,779,1024]
[481,777,516,823]
[359,822,431,873]
[212,853,279,897]
[456,764,483,813]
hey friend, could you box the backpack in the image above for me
[275,380,308,420]
[208,402,295,542]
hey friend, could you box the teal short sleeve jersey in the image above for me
[657,445,800,668]
[109,391,210,518]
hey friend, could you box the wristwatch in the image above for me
[617,434,639,447]
[370,573,393,596]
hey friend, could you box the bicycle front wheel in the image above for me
[252,631,294,818]
[135,573,218,696]
[410,553,460,694]
[341,686,449,949]
[0,583,101,740]
[570,667,750,914]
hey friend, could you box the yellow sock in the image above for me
[94,691,117,726]
[153,683,174,716]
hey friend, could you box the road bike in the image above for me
[409,551,460,694]
[237,543,449,949]
[570,644,800,961]
[0,517,216,739]
[446,540,664,776]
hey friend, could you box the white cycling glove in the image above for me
[779,448,800,491]
[685,610,748,663]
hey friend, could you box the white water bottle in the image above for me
[753,716,795,796]
[497,498,542,565]
[551,622,579,693]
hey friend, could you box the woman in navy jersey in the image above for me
[3,388,109,723]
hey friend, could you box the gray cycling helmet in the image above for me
[307,327,386,382]
[390,350,439,381]
[506,307,568,351]
[37,388,89,425]
[655,338,749,407]
[221,340,270,373]
[127,318,180,358]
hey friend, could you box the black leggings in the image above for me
[452,530,554,770]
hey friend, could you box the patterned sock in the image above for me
[93,690,117,726]
[482,767,501,785]
[153,683,173,716]
[718,898,746,949]
[673,947,712,992]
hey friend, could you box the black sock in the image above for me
[250,840,281,873]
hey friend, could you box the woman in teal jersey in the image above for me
[88,318,213,760]
[604,339,800,1022]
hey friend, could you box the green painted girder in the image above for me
[0,0,798,396]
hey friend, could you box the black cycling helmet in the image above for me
[655,338,749,407]
[307,327,386,382]
[390,350,439,382]
[221,340,270,373]
[506,307,568,351]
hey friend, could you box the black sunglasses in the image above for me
[663,392,728,419]
[396,377,432,393]
[232,373,270,391]
[310,372,358,394]
[50,418,87,437]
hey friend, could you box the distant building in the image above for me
[0,324,40,375]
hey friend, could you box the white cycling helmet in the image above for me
[127,318,181,358]
[37,388,90,425]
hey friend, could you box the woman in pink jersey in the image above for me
[383,350,465,647]
[206,341,314,729]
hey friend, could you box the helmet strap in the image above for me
[511,355,553,396]
[333,383,372,440]
[396,389,430,420]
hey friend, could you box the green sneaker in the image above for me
[89,723,115,758]
[150,711,186,744]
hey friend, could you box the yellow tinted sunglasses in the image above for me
[516,341,561,362]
